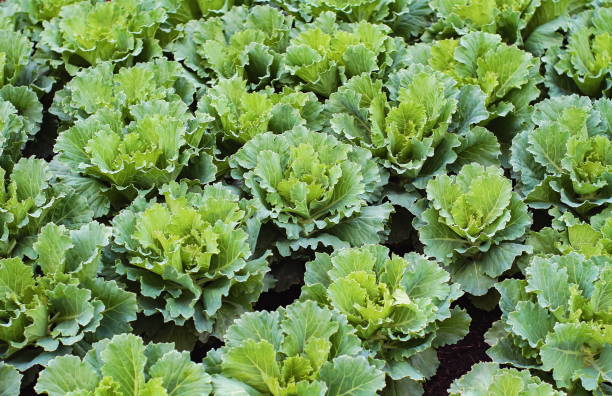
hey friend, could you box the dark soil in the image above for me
[423,296,501,395]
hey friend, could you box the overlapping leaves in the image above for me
[111,182,269,337]
[449,362,566,396]
[486,253,612,394]
[0,86,42,171]
[326,65,496,187]
[0,222,137,369]
[171,5,292,88]
[50,59,197,124]
[526,207,611,259]
[412,163,532,295]
[543,8,611,97]
[0,157,92,258]
[35,333,212,396]
[205,300,386,396]
[199,76,324,157]
[301,245,468,394]
[53,98,213,217]
[284,12,407,97]
[39,0,168,74]
[511,95,611,216]
[0,25,53,93]
[408,31,541,143]
[426,0,591,56]
[230,127,392,256]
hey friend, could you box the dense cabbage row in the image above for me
[1,0,610,395]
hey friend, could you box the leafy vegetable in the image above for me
[274,0,397,24]
[111,182,269,337]
[39,0,167,74]
[449,362,566,395]
[0,86,42,171]
[35,333,212,395]
[326,66,494,187]
[526,207,611,259]
[0,157,92,258]
[50,59,197,124]
[0,222,137,369]
[0,26,53,93]
[52,99,213,217]
[171,5,292,88]
[189,0,257,18]
[427,0,539,42]
[412,163,532,295]
[301,245,469,393]
[284,12,406,97]
[511,95,611,216]
[230,127,392,256]
[199,76,324,157]
[543,8,612,97]
[271,0,433,39]
[1,0,609,392]
[407,31,541,142]
[18,0,85,26]
[486,253,611,394]
[426,0,591,54]
[205,300,386,395]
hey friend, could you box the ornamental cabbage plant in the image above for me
[171,5,292,88]
[0,157,92,258]
[19,0,84,24]
[285,12,406,97]
[273,0,396,24]
[271,0,433,39]
[53,99,212,217]
[35,333,212,396]
[50,59,197,124]
[0,86,42,171]
[526,207,611,259]
[185,0,257,17]
[39,0,167,74]
[449,362,566,396]
[426,0,591,54]
[486,253,612,394]
[205,300,386,396]
[427,0,539,42]
[200,76,324,156]
[326,66,495,187]
[301,245,469,394]
[0,222,137,369]
[111,182,269,337]
[544,8,611,97]
[412,163,532,295]
[0,27,53,93]
[408,31,541,139]
[511,95,611,216]
[230,127,392,256]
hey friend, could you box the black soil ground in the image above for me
[423,296,501,395]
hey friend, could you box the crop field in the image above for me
[0,0,610,395]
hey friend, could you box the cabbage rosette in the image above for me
[486,253,612,394]
[35,333,212,396]
[0,222,137,369]
[511,95,611,216]
[412,163,532,295]
[111,182,269,337]
[301,245,469,394]
[205,300,386,396]
[230,127,392,256]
